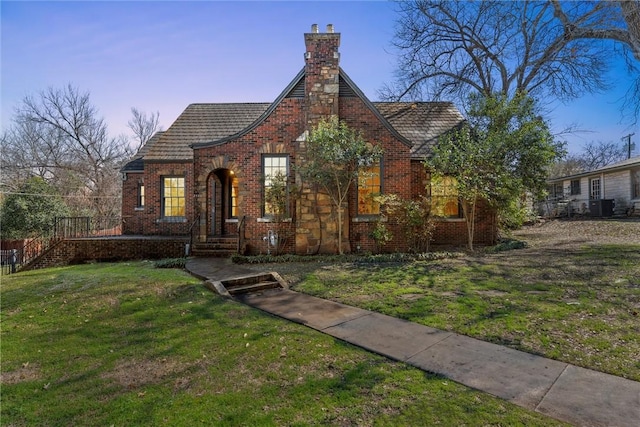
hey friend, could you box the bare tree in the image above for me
[386,1,639,116]
[580,140,627,169]
[5,84,129,217]
[551,0,640,121]
[127,107,161,152]
[549,140,627,177]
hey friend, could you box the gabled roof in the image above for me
[121,131,164,172]
[143,104,270,161]
[548,156,640,183]
[142,69,465,162]
[373,102,465,158]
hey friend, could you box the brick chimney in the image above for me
[304,24,340,127]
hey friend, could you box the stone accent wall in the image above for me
[25,238,189,270]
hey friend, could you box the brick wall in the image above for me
[25,237,189,270]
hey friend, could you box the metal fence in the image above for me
[0,249,19,275]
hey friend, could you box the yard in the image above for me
[263,218,640,382]
[1,218,638,425]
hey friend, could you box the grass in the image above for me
[0,261,564,426]
[291,244,640,382]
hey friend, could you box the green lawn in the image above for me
[1,261,564,426]
[292,244,640,382]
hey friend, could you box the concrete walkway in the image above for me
[186,257,640,427]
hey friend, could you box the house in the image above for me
[121,24,497,254]
[545,156,640,217]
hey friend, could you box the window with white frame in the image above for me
[263,155,288,217]
[137,183,145,208]
[590,177,601,200]
[162,176,185,218]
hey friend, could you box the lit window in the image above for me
[263,156,288,217]
[230,175,238,218]
[431,176,462,218]
[137,183,145,208]
[590,178,601,200]
[162,176,185,217]
[358,162,381,215]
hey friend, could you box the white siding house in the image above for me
[545,156,640,217]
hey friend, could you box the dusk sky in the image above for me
[2,1,638,156]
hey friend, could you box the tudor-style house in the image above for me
[121,24,497,255]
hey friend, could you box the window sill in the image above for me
[352,215,383,223]
[433,217,465,222]
[257,217,292,223]
[134,207,144,211]
[225,218,239,223]
[157,217,187,223]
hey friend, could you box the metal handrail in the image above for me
[188,213,201,255]
[237,215,246,254]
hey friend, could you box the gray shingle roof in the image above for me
[373,102,465,158]
[143,104,270,161]
[142,94,464,162]
[121,131,164,172]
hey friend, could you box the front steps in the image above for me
[192,236,237,257]
[206,272,287,297]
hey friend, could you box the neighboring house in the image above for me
[121,25,497,254]
[545,156,640,217]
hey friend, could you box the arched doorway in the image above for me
[208,168,238,236]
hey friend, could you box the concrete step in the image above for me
[207,272,287,297]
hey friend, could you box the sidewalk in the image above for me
[186,257,640,427]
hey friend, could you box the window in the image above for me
[548,183,562,199]
[590,178,601,200]
[431,176,462,218]
[633,170,640,199]
[263,155,288,217]
[136,183,145,208]
[229,175,238,218]
[570,179,581,196]
[358,162,381,215]
[162,176,185,218]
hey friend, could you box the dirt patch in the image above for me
[1,362,42,385]
[102,357,191,390]
[513,218,640,249]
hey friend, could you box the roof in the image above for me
[548,156,640,183]
[143,104,270,161]
[372,102,465,158]
[121,131,164,172]
[142,71,464,162]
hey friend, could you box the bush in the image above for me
[485,239,527,253]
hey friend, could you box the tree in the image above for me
[299,116,383,254]
[549,140,627,177]
[387,1,639,120]
[4,84,130,217]
[0,177,70,239]
[580,140,627,170]
[551,0,640,122]
[127,107,161,152]
[427,93,561,250]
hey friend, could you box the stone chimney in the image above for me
[304,24,340,127]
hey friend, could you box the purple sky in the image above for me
[2,1,638,156]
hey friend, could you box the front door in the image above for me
[210,180,217,235]
[209,169,234,236]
